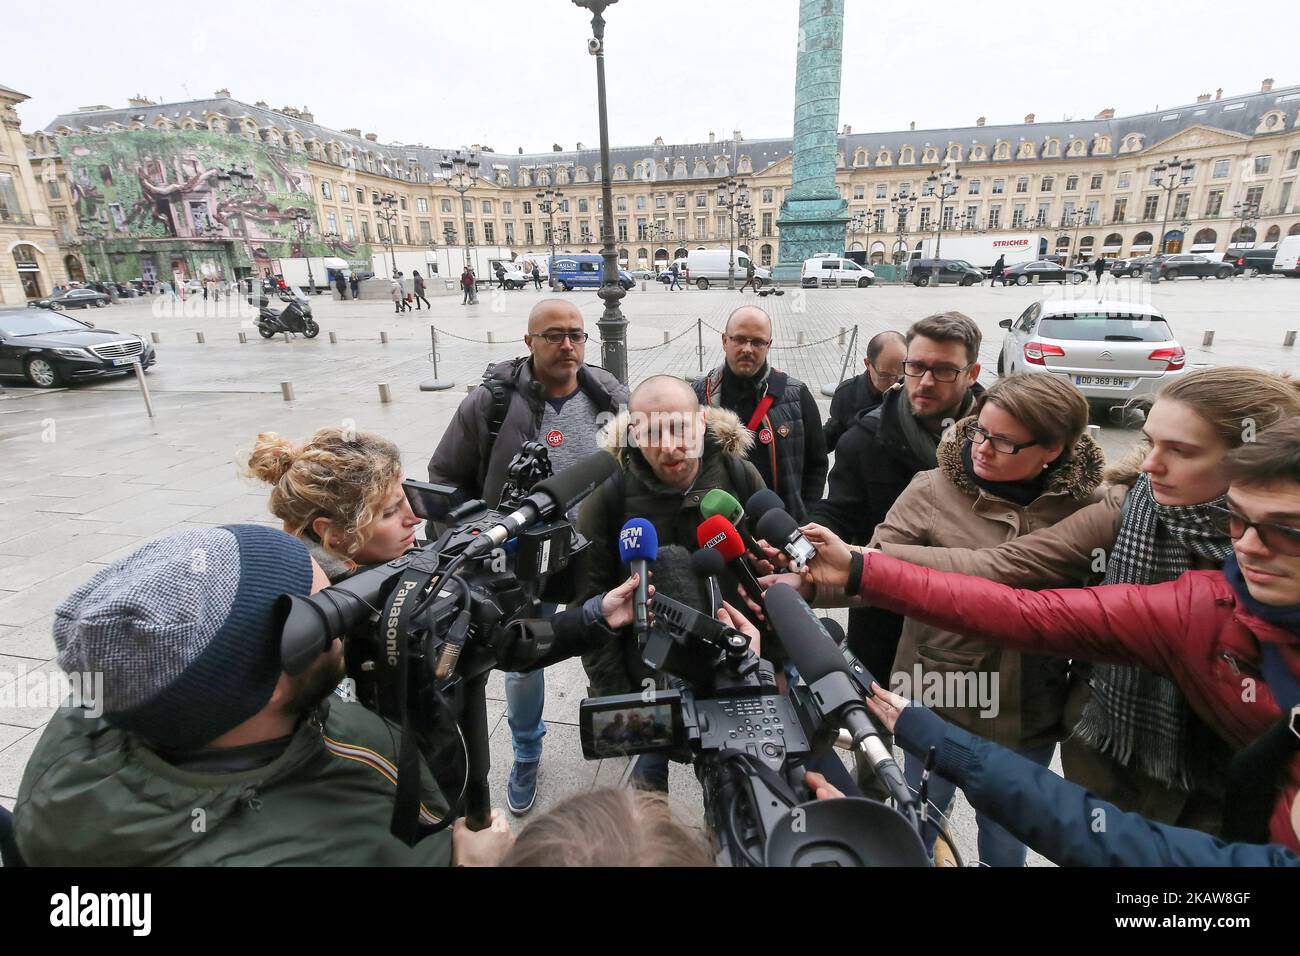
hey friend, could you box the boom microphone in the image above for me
[463,451,617,558]
[755,507,817,571]
[618,518,657,639]
[764,583,914,812]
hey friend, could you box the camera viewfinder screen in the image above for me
[589,704,676,757]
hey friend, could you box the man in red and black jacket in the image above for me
[694,305,828,523]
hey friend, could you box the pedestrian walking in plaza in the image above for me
[495,263,507,289]
[349,273,360,299]
[739,259,757,292]
[334,274,347,300]
[990,254,1006,287]
[396,272,410,312]
[412,270,431,310]
[668,261,681,290]
[461,266,475,304]
[1094,257,1107,283]
[531,263,542,290]
[390,275,405,313]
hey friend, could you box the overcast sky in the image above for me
[6,0,1297,152]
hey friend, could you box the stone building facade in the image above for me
[1,83,67,305]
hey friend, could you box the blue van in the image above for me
[549,254,634,291]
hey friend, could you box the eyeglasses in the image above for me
[1207,505,1300,557]
[536,330,589,344]
[963,423,1039,455]
[726,334,772,349]
[870,363,904,380]
[903,360,971,383]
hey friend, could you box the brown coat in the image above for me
[871,415,1107,750]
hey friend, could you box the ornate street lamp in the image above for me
[373,193,399,276]
[439,150,481,270]
[536,181,565,288]
[1152,154,1196,255]
[925,164,962,261]
[889,191,917,268]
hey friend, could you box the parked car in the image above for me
[29,288,112,310]
[0,308,157,389]
[1001,260,1089,285]
[1109,256,1152,277]
[909,258,983,287]
[1146,254,1233,280]
[626,268,656,281]
[549,254,634,291]
[1223,248,1277,276]
[801,256,875,288]
[997,299,1184,412]
[1273,235,1300,277]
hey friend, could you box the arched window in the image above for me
[854,148,867,167]
[945,144,961,163]
[1094,135,1112,153]
[899,146,914,165]
[738,155,752,174]
[575,165,590,183]
[654,247,668,263]
[1044,139,1060,158]
[1079,235,1095,251]
[556,166,570,185]
[636,247,648,262]
[760,243,772,266]
[1017,141,1036,159]
[970,145,986,161]
[921,147,938,164]
[1265,224,1281,242]
[633,162,645,180]
[1194,228,1217,245]
[618,247,629,262]
[613,164,627,181]
[875,148,892,166]
[1133,231,1154,247]
[537,168,550,186]
[1103,232,1123,249]
[994,141,1011,160]
[1056,236,1071,249]
[1068,139,1086,157]
[1231,226,1256,245]
[1289,222,1300,236]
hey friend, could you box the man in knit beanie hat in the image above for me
[13,525,514,866]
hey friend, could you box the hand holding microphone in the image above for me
[754,507,818,571]
[618,518,657,638]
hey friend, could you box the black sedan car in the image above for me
[1109,256,1154,277]
[1002,260,1090,285]
[29,288,112,310]
[1146,254,1233,280]
[0,308,156,388]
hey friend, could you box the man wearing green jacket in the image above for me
[14,524,513,866]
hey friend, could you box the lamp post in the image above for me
[536,182,565,288]
[718,175,749,289]
[1230,199,1261,250]
[1152,154,1195,255]
[846,208,868,260]
[294,212,316,293]
[925,164,962,261]
[573,0,627,383]
[373,193,399,277]
[439,149,480,272]
[889,191,916,270]
[215,162,256,284]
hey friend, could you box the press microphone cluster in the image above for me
[696,513,767,611]
[463,451,617,559]
[764,583,915,814]
[744,489,817,571]
[618,518,657,639]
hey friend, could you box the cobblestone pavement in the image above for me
[1,276,1295,864]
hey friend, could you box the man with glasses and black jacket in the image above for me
[426,299,628,818]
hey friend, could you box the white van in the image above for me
[684,249,771,289]
[801,256,875,288]
[1273,235,1300,277]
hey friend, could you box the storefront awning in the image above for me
[322,256,349,270]
[1189,243,1217,253]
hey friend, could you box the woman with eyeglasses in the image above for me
[792,366,1300,842]
[850,372,1103,865]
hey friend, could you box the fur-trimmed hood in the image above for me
[598,405,754,465]
[937,414,1105,501]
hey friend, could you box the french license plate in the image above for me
[1074,374,1134,388]
[111,357,137,366]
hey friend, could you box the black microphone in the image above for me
[697,514,768,613]
[690,547,726,615]
[755,507,818,571]
[765,583,913,811]
[463,451,617,558]
[745,488,785,525]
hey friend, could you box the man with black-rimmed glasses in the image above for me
[427,298,627,817]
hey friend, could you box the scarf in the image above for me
[960,440,1049,506]
[1072,474,1235,788]
[895,388,977,471]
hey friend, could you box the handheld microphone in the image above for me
[696,513,767,611]
[618,518,658,638]
[700,488,763,558]
[745,488,786,525]
[765,583,914,813]
[755,507,817,571]
[690,546,726,615]
[463,451,617,559]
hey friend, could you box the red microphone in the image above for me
[696,514,767,611]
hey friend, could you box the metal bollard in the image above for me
[1087,424,1101,440]
[281,382,295,402]
[378,383,392,404]
[663,330,671,344]
[238,332,247,344]
[1202,330,1215,347]
[329,330,337,344]
[487,331,495,344]
[838,327,847,346]
[196,332,205,344]
[150,332,160,344]
[1285,331,1297,348]
[797,331,805,345]
[380,331,389,345]
[130,360,155,420]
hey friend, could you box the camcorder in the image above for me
[275,443,617,843]
[578,543,931,867]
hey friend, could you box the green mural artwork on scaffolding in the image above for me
[56,129,370,279]
[773,0,850,282]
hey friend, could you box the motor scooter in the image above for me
[249,292,320,338]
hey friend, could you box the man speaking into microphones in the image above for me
[570,376,767,768]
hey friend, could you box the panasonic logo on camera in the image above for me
[385,580,419,665]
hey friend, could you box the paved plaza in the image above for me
[1,275,1296,864]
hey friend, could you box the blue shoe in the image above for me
[507,760,540,816]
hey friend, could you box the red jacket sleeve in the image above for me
[860,552,1188,678]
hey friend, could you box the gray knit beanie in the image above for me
[53,524,315,751]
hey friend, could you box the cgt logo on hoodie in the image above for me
[50,886,151,936]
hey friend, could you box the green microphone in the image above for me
[699,488,761,557]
